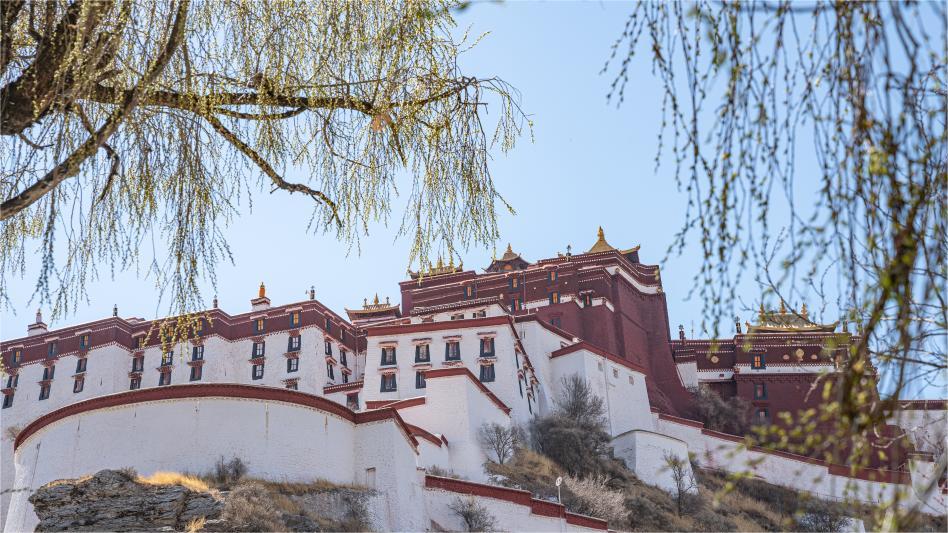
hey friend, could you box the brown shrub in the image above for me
[564,474,627,526]
[221,482,284,532]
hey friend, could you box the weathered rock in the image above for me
[30,470,224,532]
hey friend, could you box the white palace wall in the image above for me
[3,387,424,533]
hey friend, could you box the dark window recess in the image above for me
[346,393,359,410]
[480,338,495,358]
[479,364,495,383]
[550,316,562,328]
[162,352,174,366]
[527,395,533,414]
[415,344,431,363]
[510,298,520,311]
[5,374,18,389]
[254,318,265,334]
[79,334,90,350]
[754,383,767,399]
[47,342,58,358]
[755,408,770,425]
[445,341,461,361]
[2,393,13,409]
[290,311,301,328]
[464,285,475,299]
[380,374,397,392]
[518,375,523,397]
[415,371,426,389]
[42,366,55,380]
[287,358,299,373]
[288,335,301,352]
[325,317,332,332]
[549,270,558,282]
[73,377,84,393]
[252,342,265,358]
[132,356,144,372]
[509,276,519,289]
[192,345,204,361]
[39,384,51,400]
[129,377,141,390]
[342,373,349,384]
[380,347,396,366]
[582,293,593,307]
[327,363,335,380]
[190,365,202,381]
[12,350,22,364]
[158,371,171,386]
[450,313,464,321]
[252,363,265,380]
[549,292,560,305]
[325,340,333,355]
[340,350,348,367]
[286,381,298,390]
[75,358,87,373]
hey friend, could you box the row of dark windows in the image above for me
[379,364,495,393]
[383,339,495,366]
[253,312,346,341]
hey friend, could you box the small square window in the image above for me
[288,335,301,352]
[79,334,90,350]
[12,350,22,365]
[613,368,619,378]
[450,313,464,321]
[754,383,767,400]
[549,270,557,282]
[192,345,204,361]
[42,365,55,380]
[628,375,635,385]
[129,377,141,390]
[752,354,766,369]
[464,285,475,299]
[479,364,495,383]
[415,371,426,389]
[75,358,87,373]
[287,357,299,373]
[190,365,202,381]
[285,381,298,390]
[340,350,348,367]
[132,356,144,372]
[347,393,359,410]
[161,352,174,366]
[445,341,461,361]
[325,340,333,356]
[415,344,431,363]
[342,372,349,383]
[380,374,397,392]
[158,371,171,386]
[5,374,18,389]
[47,341,58,358]
[252,342,265,358]
[252,363,265,380]
[582,294,593,307]
[480,338,495,357]
[290,311,301,328]
[325,316,332,332]
[510,298,521,311]
[2,393,13,409]
[754,408,770,425]
[380,347,396,366]
[254,318,265,334]
[327,363,335,380]
[38,384,51,400]
[509,276,519,289]
[549,292,560,305]
[73,377,84,393]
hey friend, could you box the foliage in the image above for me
[477,422,523,465]
[605,3,946,524]
[794,499,848,533]
[687,386,750,435]
[136,471,210,493]
[0,0,528,339]
[529,375,614,477]
[448,495,497,532]
[484,447,563,501]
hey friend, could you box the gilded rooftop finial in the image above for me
[801,302,809,319]
[373,293,380,305]
[779,300,786,314]
[258,282,266,298]
[598,226,605,240]
[506,243,513,255]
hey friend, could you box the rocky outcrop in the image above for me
[30,470,223,532]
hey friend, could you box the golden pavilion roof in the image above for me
[586,227,640,255]
[747,302,837,333]
[408,256,464,280]
[345,294,399,316]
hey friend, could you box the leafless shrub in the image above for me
[4,425,21,441]
[564,474,627,525]
[448,495,497,532]
[664,452,697,516]
[478,422,523,465]
[687,386,750,435]
[212,456,248,486]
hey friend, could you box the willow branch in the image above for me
[0,0,190,221]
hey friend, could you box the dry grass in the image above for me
[184,516,205,533]
[137,471,210,493]
[256,478,367,495]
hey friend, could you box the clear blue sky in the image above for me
[7,2,926,394]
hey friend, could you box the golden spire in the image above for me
[373,293,380,305]
[436,256,444,269]
[801,302,809,319]
[779,300,786,314]
[448,255,455,268]
[506,243,513,255]
[258,282,266,298]
[758,302,765,320]
[586,226,616,254]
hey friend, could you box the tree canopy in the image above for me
[1,0,527,319]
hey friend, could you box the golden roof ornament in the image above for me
[801,302,809,319]
[258,282,266,298]
[373,293,380,305]
[587,226,615,254]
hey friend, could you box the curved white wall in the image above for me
[4,389,424,533]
